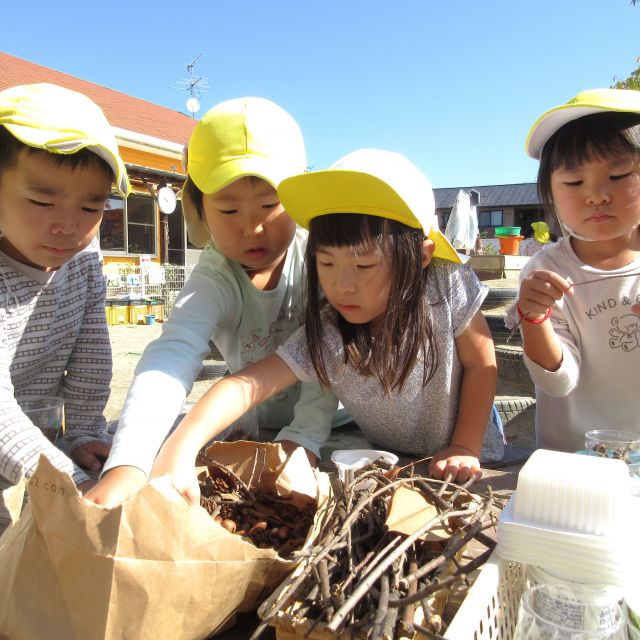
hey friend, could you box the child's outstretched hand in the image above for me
[84,465,148,508]
[150,446,201,506]
[429,445,481,484]
[517,269,573,320]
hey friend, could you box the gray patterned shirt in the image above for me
[0,247,111,531]
[277,259,504,460]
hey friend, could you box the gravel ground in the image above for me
[105,322,218,422]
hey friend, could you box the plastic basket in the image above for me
[106,303,128,325]
[128,303,147,324]
[145,302,164,322]
[444,555,526,640]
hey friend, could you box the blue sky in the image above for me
[3,1,639,188]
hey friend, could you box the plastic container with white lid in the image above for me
[513,449,630,536]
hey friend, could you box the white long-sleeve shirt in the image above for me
[105,229,341,475]
[0,248,111,530]
[507,237,640,451]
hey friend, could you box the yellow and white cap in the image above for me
[278,148,461,263]
[526,88,640,159]
[184,96,306,247]
[0,82,130,196]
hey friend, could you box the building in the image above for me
[0,52,199,267]
[2,52,551,268]
[434,183,547,238]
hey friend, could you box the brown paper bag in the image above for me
[0,441,331,640]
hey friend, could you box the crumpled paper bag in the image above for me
[0,441,331,640]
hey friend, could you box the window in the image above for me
[99,193,157,256]
[478,210,504,228]
[100,197,125,250]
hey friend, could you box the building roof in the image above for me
[434,183,539,209]
[0,52,196,146]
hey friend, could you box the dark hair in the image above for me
[537,111,640,221]
[183,174,273,222]
[0,125,114,182]
[305,213,438,395]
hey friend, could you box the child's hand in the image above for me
[518,269,573,320]
[150,448,201,506]
[84,466,148,508]
[429,446,481,484]
[70,440,111,473]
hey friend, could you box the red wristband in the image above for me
[516,303,552,324]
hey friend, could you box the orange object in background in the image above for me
[498,235,524,255]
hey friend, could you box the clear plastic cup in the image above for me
[584,430,640,464]
[514,583,625,639]
[22,396,64,444]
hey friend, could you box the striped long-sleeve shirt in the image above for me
[0,247,112,530]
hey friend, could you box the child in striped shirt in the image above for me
[0,83,130,532]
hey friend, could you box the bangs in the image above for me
[546,112,640,172]
[308,213,392,256]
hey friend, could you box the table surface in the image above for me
[214,423,532,639]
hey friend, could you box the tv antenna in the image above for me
[171,53,209,117]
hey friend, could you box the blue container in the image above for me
[144,314,156,325]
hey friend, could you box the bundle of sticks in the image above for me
[252,459,499,640]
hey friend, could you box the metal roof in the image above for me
[0,52,196,147]
[434,183,539,209]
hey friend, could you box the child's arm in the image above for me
[274,381,340,466]
[150,354,299,504]
[429,310,496,483]
[517,269,573,371]
[62,255,112,473]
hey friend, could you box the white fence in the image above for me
[104,264,194,310]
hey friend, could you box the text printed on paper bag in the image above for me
[29,475,65,496]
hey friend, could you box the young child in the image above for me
[519,221,552,257]
[510,88,640,452]
[0,82,130,531]
[87,97,344,507]
[150,149,505,503]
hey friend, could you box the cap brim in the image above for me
[4,122,130,196]
[279,170,422,229]
[181,186,214,248]
[429,229,462,263]
[188,156,300,195]
[279,171,461,263]
[525,106,605,159]
[526,89,640,159]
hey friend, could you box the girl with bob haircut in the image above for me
[510,88,640,452]
[151,149,505,503]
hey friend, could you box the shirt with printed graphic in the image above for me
[507,237,640,452]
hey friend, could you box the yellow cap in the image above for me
[278,149,461,263]
[531,221,550,244]
[184,97,306,247]
[526,88,640,159]
[0,83,130,196]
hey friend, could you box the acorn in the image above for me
[248,521,268,536]
[221,519,237,533]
